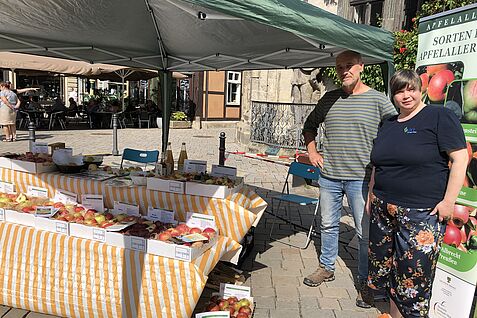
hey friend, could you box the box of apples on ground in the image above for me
[196,283,254,318]
[147,212,218,262]
[0,152,57,173]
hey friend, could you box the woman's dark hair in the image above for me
[390,69,422,97]
[0,81,11,89]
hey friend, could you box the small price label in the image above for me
[175,246,191,261]
[0,208,5,221]
[184,159,207,174]
[27,186,49,198]
[0,181,15,194]
[221,283,251,299]
[186,212,216,230]
[129,237,146,252]
[92,228,106,242]
[54,189,78,204]
[35,206,55,217]
[81,194,104,212]
[55,222,68,234]
[114,201,140,216]
[211,165,237,179]
[195,312,230,318]
[148,207,175,223]
[32,142,49,154]
[168,181,184,193]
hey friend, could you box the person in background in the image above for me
[301,50,397,308]
[0,81,21,142]
[50,97,67,113]
[68,97,78,117]
[367,69,468,317]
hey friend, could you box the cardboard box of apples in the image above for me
[147,212,218,262]
[196,283,254,318]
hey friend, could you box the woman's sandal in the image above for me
[2,138,12,142]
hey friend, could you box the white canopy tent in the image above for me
[0,0,394,152]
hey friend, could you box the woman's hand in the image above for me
[365,191,373,216]
[430,200,454,222]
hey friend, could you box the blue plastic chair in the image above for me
[269,161,320,249]
[120,148,159,170]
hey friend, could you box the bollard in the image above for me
[219,132,226,165]
[28,121,36,152]
[112,113,119,156]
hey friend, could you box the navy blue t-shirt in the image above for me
[371,105,466,208]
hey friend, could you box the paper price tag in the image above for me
[129,237,146,252]
[195,312,230,318]
[32,142,49,154]
[148,207,175,223]
[221,283,251,299]
[55,222,68,234]
[211,165,237,179]
[114,201,140,216]
[27,186,49,198]
[186,212,216,230]
[81,194,104,212]
[35,206,56,217]
[54,189,78,204]
[184,159,207,174]
[0,181,15,194]
[175,246,191,261]
[92,228,106,242]
[0,208,4,221]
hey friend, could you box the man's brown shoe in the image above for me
[356,281,374,308]
[303,267,335,287]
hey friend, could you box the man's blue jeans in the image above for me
[318,175,369,282]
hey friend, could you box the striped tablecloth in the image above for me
[0,168,267,243]
[0,222,241,318]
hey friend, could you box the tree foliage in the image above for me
[323,0,476,92]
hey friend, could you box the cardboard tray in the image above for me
[147,177,185,194]
[10,159,57,174]
[4,209,35,227]
[147,235,217,262]
[185,178,243,199]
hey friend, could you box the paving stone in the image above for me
[319,286,351,299]
[275,286,299,300]
[251,308,270,318]
[297,285,321,298]
[275,299,300,309]
[298,296,319,308]
[3,308,29,318]
[317,297,341,310]
[254,296,276,310]
[272,275,301,287]
[0,306,11,316]
[338,299,377,312]
[334,310,374,318]
[282,259,304,270]
[26,313,60,318]
[268,308,301,318]
[300,307,335,318]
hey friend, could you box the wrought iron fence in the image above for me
[250,101,317,150]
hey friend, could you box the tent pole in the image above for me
[160,71,173,153]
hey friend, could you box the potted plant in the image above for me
[169,111,191,129]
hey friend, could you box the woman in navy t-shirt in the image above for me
[367,69,468,318]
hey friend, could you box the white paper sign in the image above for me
[129,237,146,252]
[34,206,56,217]
[195,312,230,318]
[32,142,49,154]
[114,201,140,216]
[0,181,15,194]
[174,246,191,261]
[55,221,69,234]
[0,208,4,221]
[184,159,207,174]
[220,283,251,299]
[92,228,106,242]
[186,212,216,230]
[148,207,175,223]
[54,189,78,204]
[211,165,237,179]
[27,186,49,198]
[81,194,104,212]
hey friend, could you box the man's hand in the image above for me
[308,151,323,169]
[430,200,454,222]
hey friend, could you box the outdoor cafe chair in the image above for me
[17,110,31,129]
[120,148,159,170]
[268,161,320,249]
[138,111,151,128]
[48,111,66,130]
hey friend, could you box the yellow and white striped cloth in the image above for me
[0,222,241,318]
[0,168,267,243]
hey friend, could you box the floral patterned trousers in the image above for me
[367,195,445,318]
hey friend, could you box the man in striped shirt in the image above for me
[302,50,397,308]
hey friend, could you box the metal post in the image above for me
[112,113,119,156]
[219,132,226,165]
[28,121,36,152]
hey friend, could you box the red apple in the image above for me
[202,227,217,237]
[167,228,181,237]
[189,227,202,234]
[443,224,462,247]
[239,306,252,315]
[427,64,448,76]
[104,212,114,220]
[53,202,64,208]
[84,210,96,220]
[22,207,35,214]
[236,313,249,318]
[453,204,470,228]
[157,232,171,241]
[64,214,75,222]
[175,223,190,235]
[420,73,429,92]
[74,206,85,213]
[427,69,454,102]
[227,296,238,305]
[218,300,229,310]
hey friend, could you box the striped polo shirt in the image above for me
[303,88,397,180]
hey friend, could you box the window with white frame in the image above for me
[226,71,241,105]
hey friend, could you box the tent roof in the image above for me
[0,0,394,71]
[0,52,189,81]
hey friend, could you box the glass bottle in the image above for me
[165,142,174,175]
[177,142,188,172]
[157,152,167,176]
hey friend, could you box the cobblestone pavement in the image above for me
[1,127,387,318]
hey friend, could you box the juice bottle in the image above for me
[177,142,188,172]
[165,142,174,175]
